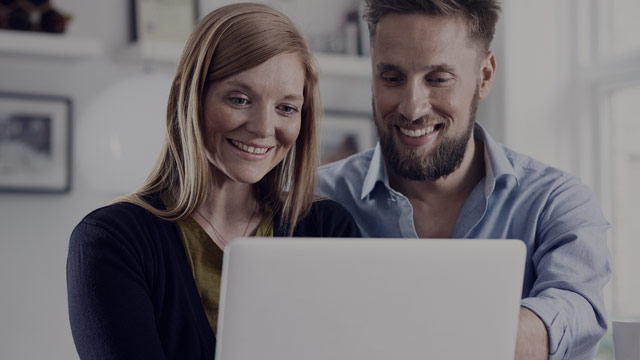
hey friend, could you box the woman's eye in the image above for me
[278,105,299,114]
[229,97,249,105]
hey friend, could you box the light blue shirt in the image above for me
[317,124,611,360]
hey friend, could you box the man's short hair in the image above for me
[363,0,501,53]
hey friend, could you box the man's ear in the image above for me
[478,51,496,99]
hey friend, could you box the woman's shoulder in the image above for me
[71,195,170,245]
[292,198,362,237]
[308,197,353,216]
[81,197,163,229]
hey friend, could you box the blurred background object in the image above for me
[0,0,71,33]
[77,72,171,196]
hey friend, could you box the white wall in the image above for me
[1,1,585,359]
[0,1,136,359]
[500,1,583,179]
[0,1,370,359]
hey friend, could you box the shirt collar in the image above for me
[359,123,519,200]
[361,142,388,200]
[474,123,519,195]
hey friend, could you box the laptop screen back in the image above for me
[216,238,525,360]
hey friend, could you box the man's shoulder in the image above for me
[318,149,375,183]
[501,146,573,182]
[494,145,589,202]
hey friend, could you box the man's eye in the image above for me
[380,72,403,83]
[427,77,453,86]
[383,76,402,83]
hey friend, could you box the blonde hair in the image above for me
[118,3,319,233]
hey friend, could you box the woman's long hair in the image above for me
[118,3,320,233]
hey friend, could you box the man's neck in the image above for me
[388,136,485,202]
[387,135,485,238]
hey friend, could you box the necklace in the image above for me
[197,201,259,248]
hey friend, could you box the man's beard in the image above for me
[375,86,480,182]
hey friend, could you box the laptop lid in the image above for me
[215,238,526,360]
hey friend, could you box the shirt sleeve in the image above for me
[520,176,611,360]
[67,218,167,359]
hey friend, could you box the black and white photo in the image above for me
[0,93,71,192]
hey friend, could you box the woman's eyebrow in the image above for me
[223,80,303,102]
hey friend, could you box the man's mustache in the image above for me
[386,112,448,128]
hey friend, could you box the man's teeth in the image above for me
[399,125,436,137]
[231,140,269,154]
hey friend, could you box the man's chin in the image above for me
[392,139,435,160]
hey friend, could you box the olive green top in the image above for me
[170,198,274,335]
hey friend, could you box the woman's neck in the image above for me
[193,175,262,249]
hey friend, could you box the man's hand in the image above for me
[515,307,549,359]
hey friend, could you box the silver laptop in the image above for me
[215,238,526,360]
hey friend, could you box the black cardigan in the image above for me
[67,197,361,359]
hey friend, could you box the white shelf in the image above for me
[123,40,185,65]
[315,53,371,79]
[0,30,104,59]
[122,41,372,78]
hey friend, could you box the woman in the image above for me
[67,3,360,359]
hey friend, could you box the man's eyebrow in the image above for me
[375,62,456,73]
[375,62,403,73]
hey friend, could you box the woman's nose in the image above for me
[245,106,276,137]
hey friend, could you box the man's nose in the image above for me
[397,79,431,122]
[245,105,276,137]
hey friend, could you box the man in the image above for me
[316,1,611,359]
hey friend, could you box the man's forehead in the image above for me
[377,15,471,49]
[377,13,467,39]
[373,13,481,62]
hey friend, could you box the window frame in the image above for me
[576,0,640,318]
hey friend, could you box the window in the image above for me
[581,0,640,358]
[609,85,640,317]
[607,0,640,55]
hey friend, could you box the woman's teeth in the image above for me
[231,140,269,154]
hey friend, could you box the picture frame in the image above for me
[130,0,199,43]
[0,93,72,193]
[319,110,375,165]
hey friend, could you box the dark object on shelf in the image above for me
[26,0,48,6]
[0,7,7,29]
[40,8,67,33]
[7,7,30,30]
[0,0,71,33]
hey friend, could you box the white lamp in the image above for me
[78,72,173,195]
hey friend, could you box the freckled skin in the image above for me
[202,52,306,185]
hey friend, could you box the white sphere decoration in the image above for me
[77,72,173,195]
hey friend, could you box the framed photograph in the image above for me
[0,93,71,193]
[319,110,375,165]
[130,0,199,43]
